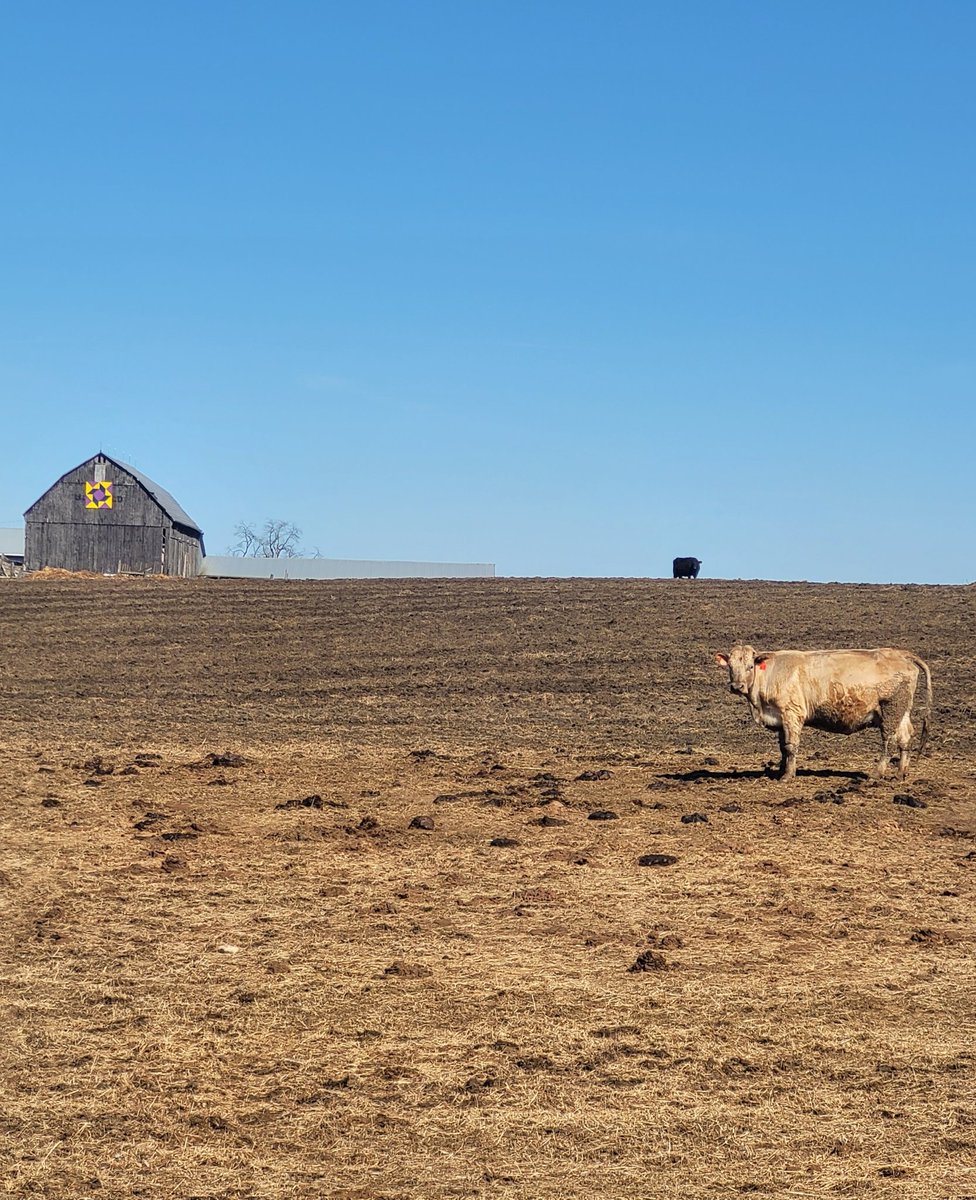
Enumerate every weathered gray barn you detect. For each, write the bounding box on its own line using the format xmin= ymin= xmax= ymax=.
xmin=24 ymin=454 xmax=205 ymax=576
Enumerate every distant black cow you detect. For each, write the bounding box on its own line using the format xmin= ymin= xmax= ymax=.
xmin=672 ymin=557 xmax=701 ymax=579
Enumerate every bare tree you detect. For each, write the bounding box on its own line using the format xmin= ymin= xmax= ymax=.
xmin=229 ymin=519 xmax=304 ymax=558
xmin=230 ymin=522 xmax=258 ymax=557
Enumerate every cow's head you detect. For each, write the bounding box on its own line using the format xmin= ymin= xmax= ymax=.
xmin=714 ymin=645 xmax=768 ymax=695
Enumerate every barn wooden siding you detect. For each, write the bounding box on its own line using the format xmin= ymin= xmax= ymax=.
xmin=25 ymin=454 xmax=204 ymax=576
xmin=164 ymin=526 xmax=204 ymax=577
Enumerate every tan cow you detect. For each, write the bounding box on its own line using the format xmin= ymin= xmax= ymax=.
xmin=714 ymin=645 xmax=932 ymax=782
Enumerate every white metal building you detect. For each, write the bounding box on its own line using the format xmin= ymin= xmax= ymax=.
xmin=0 ymin=527 xmax=25 ymax=565
xmin=200 ymin=555 xmax=495 ymax=580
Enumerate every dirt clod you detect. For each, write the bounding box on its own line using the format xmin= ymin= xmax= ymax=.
xmin=463 ymin=1074 xmax=496 ymax=1093
xmin=193 ymin=752 xmax=247 ymax=769
xmin=132 ymin=753 xmax=162 ymax=767
xmin=275 ymin=795 xmax=324 ymax=810
xmin=647 ymin=933 xmax=684 ymax=949
xmin=628 ymin=950 xmax=670 ymax=972
xmin=82 ymin=756 xmax=114 ymax=775
xmin=514 ymin=1055 xmax=554 ymax=1070
xmin=133 ymin=812 xmax=168 ymax=830
xmin=347 ymin=816 xmax=379 ymax=833
xmin=384 ymin=961 xmax=432 ymax=979
xmin=637 ymin=854 xmax=678 ymax=867
xmin=910 ymin=928 xmax=955 ymax=946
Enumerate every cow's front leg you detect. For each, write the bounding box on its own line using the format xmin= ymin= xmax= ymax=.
xmin=778 ymin=720 xmax=801 ymax=782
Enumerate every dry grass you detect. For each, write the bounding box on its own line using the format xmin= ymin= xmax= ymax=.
xmin=0 ymin=578 xmax=973 ymax=1198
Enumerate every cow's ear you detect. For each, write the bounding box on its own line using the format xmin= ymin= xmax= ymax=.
xmin=714 ymin=652 xmax=729 ymax=667
xmin=753 ymin=654 xmax=769 ymax=668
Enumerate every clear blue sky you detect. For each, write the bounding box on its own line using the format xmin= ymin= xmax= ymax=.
xmin=2 ymin=2 xmax=973 ymax=581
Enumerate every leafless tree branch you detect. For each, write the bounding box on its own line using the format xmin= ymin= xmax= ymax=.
xmin=228 ymin=519 xmax=304 ymax=558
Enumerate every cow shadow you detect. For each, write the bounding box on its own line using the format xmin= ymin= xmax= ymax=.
xmin=658 ymin=767 xmax=869 ymax=783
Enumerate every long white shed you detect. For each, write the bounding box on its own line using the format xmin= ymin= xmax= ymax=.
xmin=200 ymin=555 xmax=495 ymax=580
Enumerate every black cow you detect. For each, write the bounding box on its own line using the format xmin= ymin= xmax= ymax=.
xmin=672 ymin=557 xmax=701 ymax=579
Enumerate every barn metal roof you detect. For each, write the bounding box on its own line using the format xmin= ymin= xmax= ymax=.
xmin=25 ymin=454 xmax=203 ymax=538
xmin=109 ymin=457 xmax=203 ymax=535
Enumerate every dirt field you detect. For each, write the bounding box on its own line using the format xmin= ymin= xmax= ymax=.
xmin=1 ymin=576 xmax=973 ymax=1199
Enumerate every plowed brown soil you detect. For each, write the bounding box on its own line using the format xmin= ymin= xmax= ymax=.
xmin=1 ymin=577 xmax=973 ymax=1199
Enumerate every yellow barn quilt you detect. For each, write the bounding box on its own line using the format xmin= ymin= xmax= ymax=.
xmin=85 ymin=481 xmax=113 ymax=509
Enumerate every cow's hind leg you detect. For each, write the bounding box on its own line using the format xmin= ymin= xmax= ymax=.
xmin=878 ymin=686 xmax=913 ymax=779
xmin=895 ymin=710 xmax=915 ymax=779
xmin=778 ymin=719 xmax=802 ymax=782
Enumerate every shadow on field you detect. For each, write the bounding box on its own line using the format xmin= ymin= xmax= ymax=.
xmin=659 ymin=767 xmax=869 ymax=783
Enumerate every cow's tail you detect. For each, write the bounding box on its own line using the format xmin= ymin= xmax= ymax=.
xmin=910 ymin=654 xmax=933 ymax=755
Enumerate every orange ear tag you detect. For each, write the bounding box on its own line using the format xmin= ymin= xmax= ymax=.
xmin=758 ymin=661 xmax=767 ymax=671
